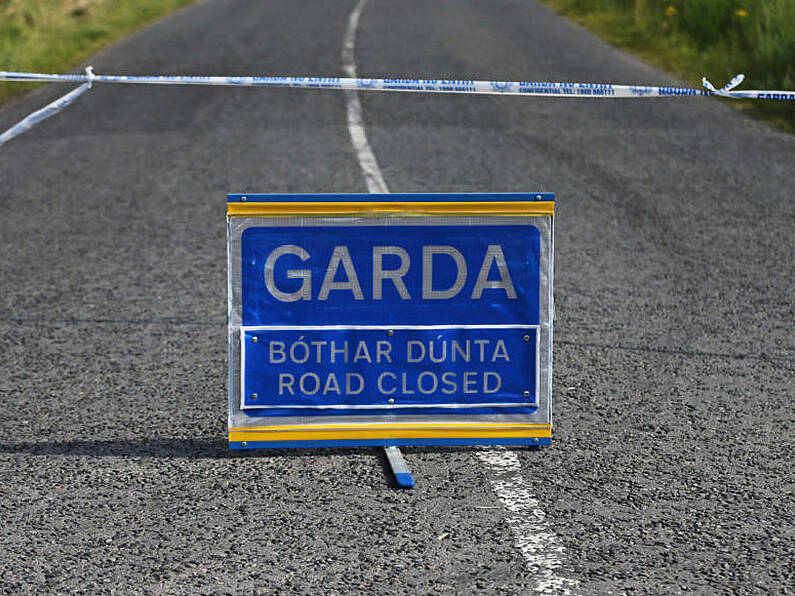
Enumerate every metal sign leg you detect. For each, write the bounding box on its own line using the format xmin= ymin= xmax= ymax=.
xmin=384 ymin=446 xmax=415 ymax=488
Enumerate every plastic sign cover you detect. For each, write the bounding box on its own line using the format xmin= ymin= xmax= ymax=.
xmin=227 ymin=194 xmax=554 ymax=449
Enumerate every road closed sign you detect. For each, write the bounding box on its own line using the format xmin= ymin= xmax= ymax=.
xmin=227 ymin=194 xmax=555 ymax=449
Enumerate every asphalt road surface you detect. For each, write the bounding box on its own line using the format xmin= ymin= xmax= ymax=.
xmin=1 ymin=0 xmax=793 ymax=593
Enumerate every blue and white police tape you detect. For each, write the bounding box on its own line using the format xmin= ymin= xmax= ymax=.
xmin=0 ymin=79 xmax=91 ymax=148
xmin=1 ymin=68 xmax=793 ymax=148
xmin=2 ymin=69 xmax=795 ymax=100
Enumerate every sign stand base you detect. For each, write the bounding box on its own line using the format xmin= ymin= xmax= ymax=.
xmin=384 ymin=446 xmax=415 ymax=489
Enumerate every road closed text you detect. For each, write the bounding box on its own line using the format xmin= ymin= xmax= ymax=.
xmin=242 ymin=328 xmax=538 ymax=407
xmin=270 ymin=336 xmax=510 ymax=397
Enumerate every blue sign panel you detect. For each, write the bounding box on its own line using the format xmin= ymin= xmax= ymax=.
xmin=228 ymin=193 xmax=555 ymax=449
xmin=241 ymin=225 xmax=540 ymax=327
xmin=241 ymin=326 xmax=538 ymax=416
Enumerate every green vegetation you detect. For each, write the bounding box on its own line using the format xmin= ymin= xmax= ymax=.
xmin=539 ymin=0 xmax=795 ymax=131
xmin=0 ymin=0 xmax=195 ymax=105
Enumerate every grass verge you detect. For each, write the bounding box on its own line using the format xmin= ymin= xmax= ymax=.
xmin=0 ymin=0 xmax=196 ymax=106
xmin=538 ymin=0 xmax=795 ymax=132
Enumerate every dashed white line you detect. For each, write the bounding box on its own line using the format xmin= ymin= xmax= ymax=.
xmin=340 ymin=2 xmax=578 ymax=593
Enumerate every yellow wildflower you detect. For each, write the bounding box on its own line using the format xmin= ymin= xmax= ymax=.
xmin=665 ymin=5 xmax=678 ymax=17
xmin=736 ymin=9 xmax=749 ymax=17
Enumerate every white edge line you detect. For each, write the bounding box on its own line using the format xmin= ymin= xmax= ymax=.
xmin=477 ymin=449 xmax=579 ymax=594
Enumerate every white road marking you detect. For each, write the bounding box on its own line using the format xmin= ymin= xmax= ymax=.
xmin=341 ymin=0 xmax=388 ymax=194
xmin=477 ymin=448 xmax=579 ymax=594
xmin=340 ymin=2 xmax=578 ymax=593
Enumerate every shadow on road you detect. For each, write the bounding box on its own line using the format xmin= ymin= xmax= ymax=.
xmin=0 ymin=438 xmax=411 ymax=461
xmin=0 ymin=438 xmax=234 ymax=459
